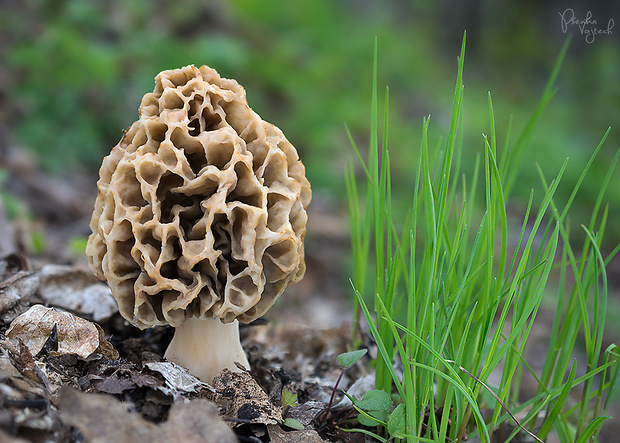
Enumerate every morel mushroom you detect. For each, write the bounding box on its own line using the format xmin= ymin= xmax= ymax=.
xmin=86 ymin=65 xmax=311 ymax=382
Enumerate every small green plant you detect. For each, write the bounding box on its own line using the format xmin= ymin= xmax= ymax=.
xmin=282 ymin=386 xmax=298 ymax=409
xmin=315 ymin=349 xmax=368 ymax=434
xmin=280 ymin=387 xmax=305 ymax=430
xmin=319 ymin=351 xmax=410 ymax=441
xmin=345 ymin=35 xmax=620 ymax=442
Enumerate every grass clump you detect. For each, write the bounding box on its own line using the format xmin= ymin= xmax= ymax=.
xmin=344 ymin=35 xmax=620 ymax=442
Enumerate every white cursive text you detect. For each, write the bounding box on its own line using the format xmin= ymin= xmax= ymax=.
xmin=559 ymin=8 xmax=614 ymax=43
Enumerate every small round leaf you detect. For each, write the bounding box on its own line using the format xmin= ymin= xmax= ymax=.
xmin=336 ymin=349 xmax=368 ymax=369
xmin=281 ymin=418 xmax=305 ymax=430
xmin=387 ymin=403 xmax=406 ymax=437
xmin=354 ymin=389 xmax=391 ymax=426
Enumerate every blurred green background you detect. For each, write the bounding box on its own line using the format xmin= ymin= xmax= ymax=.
xmin=1 ymin=0 xmax=619 ymax=256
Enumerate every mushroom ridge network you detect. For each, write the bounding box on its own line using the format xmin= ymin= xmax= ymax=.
xmin=87 ymin=65 xmax=311 ymax=329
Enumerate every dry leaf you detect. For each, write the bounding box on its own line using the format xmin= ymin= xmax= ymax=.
xmin=145 ymin=361 xmax=214 ymax=399
xmin=0 ymin=270 xmax=40 ymax=323
xmin=6 ymin=305 xmax=118 ymax=359
xmin=0 ymin=339 xmax=47 ymax=397
xmin=210 ymin=369 xmax=283 ymax=426
xmin=93 ymin=368 xmax=160 ymax=395
xmin=267 ymin=424 xmax=325 ymax=443
xmin=58 ymin=387 xmax=236 ymax=443
xmin=37 ymin=264 xmax=117 ymax=322
xmin=287 ymin=400 xmax=326 ymax=427
xmin=166 ymin=398 xmax=237 ymax=443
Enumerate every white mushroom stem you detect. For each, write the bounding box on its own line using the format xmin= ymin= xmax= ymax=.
xmin=164 ymin=317 xmax=249 ymax=383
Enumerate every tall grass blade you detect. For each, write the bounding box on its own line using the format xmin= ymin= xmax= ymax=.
xmin=502 ymin=37 xmax=570 ymax=196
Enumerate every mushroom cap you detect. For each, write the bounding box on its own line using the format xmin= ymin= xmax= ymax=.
xmin=86 ymin=65 xmax=311 ymax=329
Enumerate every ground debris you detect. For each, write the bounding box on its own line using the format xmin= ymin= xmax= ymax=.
xmin=82 ymin=360 xmax=160 ymax=395
xmin=0 ymin=291 xmax=357 ymax=442
xmin=37 ymin=264 xmax=117 ymax=323
xmin=0 ymin=253 xmax=39 ymax=325
xmin=209 ymin=368 xmax=283 ymax=426
xmin=0 ymin=338 xmax=65 ymax=442
xmin=0 ymin=258 xmax=118 ymax=328
xmin=58 ymin=387 xmax=236 ymax=443
xmin=6 ymin=304 xmax=118 ymax=360
xmin=287 ymin=400 xmax=325 ymax=427
xmin=268 ymin=423 xmax=325 ymax=442
xmin=145 ymin=361 xmax=214 ymax=400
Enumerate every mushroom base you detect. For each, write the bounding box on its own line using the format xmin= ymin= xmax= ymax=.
xmin=164 ymin=317 xmax=250 ymax=383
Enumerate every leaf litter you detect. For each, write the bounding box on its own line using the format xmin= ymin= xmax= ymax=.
xmin=6 ymin=305 xmax=118 ymax=360
xmin=0 ymin=252 xmax=373 ymax=442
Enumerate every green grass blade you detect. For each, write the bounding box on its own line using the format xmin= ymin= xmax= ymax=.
xmin=574 ymin=416 xmax=611 ymax=443
xmin=345 ymin=123 xmax=371 ymax=182
xmin=352 ymin=282 xmax=405 ymax=400
xmin=502 ymin=37 xmax=570 ymax=196
xmin=586 ymin=144 xmax=620 ymax=231
xmin=538 ymin=360 xmax=577 ymax=439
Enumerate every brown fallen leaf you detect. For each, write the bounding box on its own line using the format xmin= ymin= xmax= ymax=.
xmin=209 ymin=369 xmax=283 ymax=426
xmin=94 ymin=368 xmax=160 ymax=395
xmin=58 ymin=387 xmax=236 ymax=443
xmin=166 ymin=397 xmax=237 ymax=443
xmin=287 ymin=400 xmax=326 ymax=427
xmin=37 ymin=264 xmax=118 ymax=322
xmin=267 ymin=424 xmax=326 ymax=443
xmin=0 ymin=270 xmax=40 ymax=324
xmin=0 ymin=338 xmax=48 ymax=398
xmin=6 ymin=305 xmax=118 ymax=360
